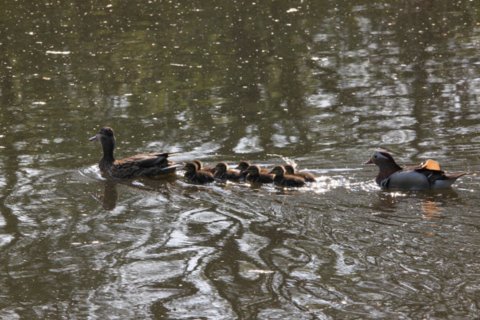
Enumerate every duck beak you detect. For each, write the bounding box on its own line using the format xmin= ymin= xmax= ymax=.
xmin=89 ymin=134 xmax=99 ymax=142
xmin=364 ymin=158 xmax=373 ymax=165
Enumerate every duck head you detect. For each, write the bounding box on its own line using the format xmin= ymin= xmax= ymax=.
xmin=192 ymin=160 xmax=203 ymax=171
xmin=366 ymin=150 xmax=402 ymax=171
xmin=184 ymin=162 xmax=198 ymax=174
xmin=284 ymin=164 xmax=295 ymax=175
xmin=245 ymin=165 xmax=260 ymax=175
xmin=236 ymin=161 xmax=251 ymax=172
xmin=270 ymin=165 xmax=286 ymax=176
xmin=90 ymin=127 xmax=116 ymax=161
xmin=215 ymin=162 xmax=228 ymax=174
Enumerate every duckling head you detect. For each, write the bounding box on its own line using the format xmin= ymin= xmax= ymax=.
xmin=271 ymin=165 xmax=286 ymax=176
xmin=215 ymin=162 xmax=228 ymax=173
xmin=284 ymin=164 xmax=295 ymax=175
xmin=236 ymin=161 xmax=251 ymax=172
xmin=184 ymin=162 xmax=198 ymax=173
xmin=245 ymin=165 xmax=260 ymax=175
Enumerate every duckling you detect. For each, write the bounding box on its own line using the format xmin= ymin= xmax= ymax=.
xmin=236 ymin=161 xmax=270 ymax=179
xmin=192 ymin=160 xmax=216 ymax=174
xmin=270 ymin=165 xmax=305 ymax=187
xmin=89 ymin=127 xmax=178 ymax=179
xmin=284 ymin=164 xmax=316 ymax=182
xmin=184 ymin=161 xmax=214 ymax=184
xmin=214 ymin=162 xmax=242 ymax=182
xmin=366 ymin=150 xmax=466 ymax=190
xmin=245 ymin=165 xmax=274 ymax=184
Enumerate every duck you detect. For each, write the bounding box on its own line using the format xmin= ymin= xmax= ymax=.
xmin=89 ymin=127 xmax=178 ymax=179
xmin=284 ymin=164 xmax=316 ymax=182
xmin=236 ymin=161 xmax=270 ymax=180
xmin=366 ymin=150 xmax=466 ymax=190
xmin=270 ymin=166 xmax=305 ymax=187
xmin=214 ymin=162 xmax=242 ymax=182
xmin=192 ymin=160 xmax=216 ymax=174
xmin=245 ymin=165 xmax=275 ymax=184
xmin=184 ymin=161 xmax=215 ymax=184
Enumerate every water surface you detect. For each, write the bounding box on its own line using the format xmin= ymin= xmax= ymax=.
xmin=1 ymin=1 xmax=480 ymax=319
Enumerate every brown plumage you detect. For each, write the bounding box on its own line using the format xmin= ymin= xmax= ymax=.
xmin=192 ymin=160 xmax=216 ymax=174
xmin=184 ymin=162 xmax=214 ymax=184
xmin=245 ymin=165 xmax=274 ymax=184
xmin=89 ymin=127 xmax=178 ymax=179
xmin=236 ymin=161 xmax=270 ymax=180
xmin=284 ymin=164 xmax=316 ymax=182
xmin=271 ymin=166 xmax=305 ymax=187
xmin=214 ymin=162 xmax=242 ymax=182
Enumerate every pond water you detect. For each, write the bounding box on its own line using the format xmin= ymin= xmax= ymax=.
xmin=1 ymin=1 xmax=480 ymax=319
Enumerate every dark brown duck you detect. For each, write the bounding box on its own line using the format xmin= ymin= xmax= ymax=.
xmin=90 ymin=127 xmax=178 ymax=179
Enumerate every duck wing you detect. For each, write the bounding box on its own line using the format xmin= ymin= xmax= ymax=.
xmin=111 ymin=153 xmax=177 ymax=179
xmin=118 ymin=152 xmax=170 ymax=167
xmin=415 ymin=168 xmax=466 ymax=186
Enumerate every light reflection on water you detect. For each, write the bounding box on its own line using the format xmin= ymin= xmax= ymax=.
xmin=1 ymin=0 xmax=480 ymax=319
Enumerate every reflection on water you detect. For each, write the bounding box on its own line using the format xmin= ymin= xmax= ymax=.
xmin=1 ymin=0 xmax=480 ymax=319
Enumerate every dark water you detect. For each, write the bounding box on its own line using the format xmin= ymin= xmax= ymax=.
xmin=1 ymin=1 xmax=480 ymax=319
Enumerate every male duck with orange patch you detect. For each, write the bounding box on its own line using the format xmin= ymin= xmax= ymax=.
xmin=366 ymin=150 xmax=465 ymax=190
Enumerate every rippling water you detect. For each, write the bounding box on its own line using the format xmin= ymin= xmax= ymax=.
xmin=1 ymin=1 xmax=480 ymax=319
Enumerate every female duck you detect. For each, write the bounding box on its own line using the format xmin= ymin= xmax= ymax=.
xmin=214 ymin=162 xmax=242 ymax=182
xmin=90 ymin=127 xmax=178 ymax=179
xmin=284 ymin=164 xmax=316 ymax=182
xmin=184 ymin=161 xmax=215 ymax=184
xmin=271 ymin=166 xmax=305 ymax=187
xmin=366 ymin=150 xmax=465 ymax=190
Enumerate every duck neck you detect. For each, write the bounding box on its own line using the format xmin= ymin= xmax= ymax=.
xmin=100 ymin=138 xmax=115 ymax=165
xmin=376 ymin=163 xmax=402 ymax=184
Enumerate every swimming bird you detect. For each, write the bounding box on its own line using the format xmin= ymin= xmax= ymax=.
xmin=184 ymin=161 xmax=215 ymax=184
xmin=236 ymin=161 xmax=270 ymax=180
xmin=284 ymin=164 xmax=316 ymax=182
xmin=270 ymin=165 xmax=306 ymax=187
xmin=366 ymin=150 xmax=466 ymax=190
xmin=89 ymin=127 xmax=178 ymax=179
xmin=245 ymin=165 xmax=274 ymax=184
xmin=192 ymin=160 xmax=216 ymax=174
xmin=214 ymin=162 xmax=242 ymax=182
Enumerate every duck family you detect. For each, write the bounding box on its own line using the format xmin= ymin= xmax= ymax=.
xmin=90 ymin=127 xmax=466 ymax=190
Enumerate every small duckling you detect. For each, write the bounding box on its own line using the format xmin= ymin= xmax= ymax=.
xmin=245 ymin=165 xmax=274 ymax=184
xmin=184 ymin=161 xmax=214 ymax=184
xmin=271 ymin=165 xmax=305 ymax=187
xmin=284 ymin=164 xmax=316 ymax=182
xmin=214 ymin=162 xmax=242 ymax=182
xmin=236 ymin=161 xmax=270 ymax=179
xmin=192 ymin=160 xmax=216 ymax=174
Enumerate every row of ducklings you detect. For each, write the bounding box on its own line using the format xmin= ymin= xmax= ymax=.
xmin=184 ymin=160 xmax=316 ymax=187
